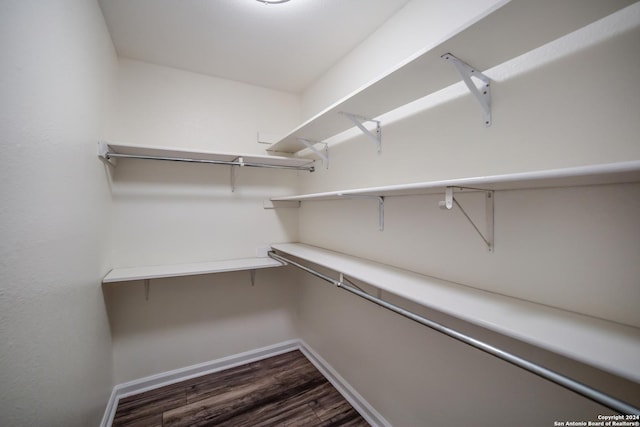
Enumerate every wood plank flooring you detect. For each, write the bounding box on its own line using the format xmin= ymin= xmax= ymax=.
xmin=113 ymin=350 xmax=370 ymax=427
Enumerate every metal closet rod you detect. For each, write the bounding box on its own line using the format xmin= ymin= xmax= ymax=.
xmin=105 ymin=152 xmax=315 ymax=172
xmin=267 ymin=251 xmax=640 ymax=416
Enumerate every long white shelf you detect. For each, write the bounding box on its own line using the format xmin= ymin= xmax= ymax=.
xmin=271 ymin=243 xmax=640 ymax=382
xmin=271 ymin=161 xmax=640 ymax=202
xmin=102 ymin=257 xmax=282 ymax=284
xmin=98 ymin=141 xmax=314 ymax=169
xmin=267 ymin=0 xmax=633 ymax=154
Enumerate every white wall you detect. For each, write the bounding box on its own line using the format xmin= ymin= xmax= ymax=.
xmin=104 ymin=268 xmax=300 ymax=384
xmin=105 ymin=59 xmax=304 ymax=383
xmin=301 ymin=0 xmax=504 ymax=120
xmin=298 ymin=3 xmax=640 ymax=327
xmin=0 ymin=1 xmax=117 ymax=425
xmin=297 ymin=271 xmax=640 ymax=427
xmin=293 ymin=3 xmax=640 ymax=426
xmin=108 ymin=58 xmax=301 ymax=155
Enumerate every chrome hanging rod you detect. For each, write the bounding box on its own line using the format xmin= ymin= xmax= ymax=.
xmin=104 ymin=152 xmax=315 ymax=172
xmin=267 ymin=251 xmax=640 ymax=416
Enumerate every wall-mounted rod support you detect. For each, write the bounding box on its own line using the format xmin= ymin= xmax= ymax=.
xmin=268 ymin=251 xmax=337 ymax=285
xmin=337 ymin=194 xmax=385 ymax=231
xmin=267 ymin=251 xmax=640 ymax=416
xmin=339 ymin=112 xmax=382 ymax=153
xmin=298 ymin=138 xmax=329 ymax=169
xmin=442 ymin=53 xmax=491 ymax=126
xmin=230 ymin=157 xmax=242 ymax=193
xmin=440 ymin=187 xmax=494 ymax=251
xmin=103 ymin=152 xmax=315 ymax=172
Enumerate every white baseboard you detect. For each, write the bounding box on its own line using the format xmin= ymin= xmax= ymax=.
xmin=100 ymin=339 xmax=389 ymax=427
xmin=298 ymin=342 xmax=392 ymax=427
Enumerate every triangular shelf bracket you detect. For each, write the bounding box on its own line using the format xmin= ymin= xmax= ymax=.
xmin=97 ymin=141 xmax=116 ymax=167
xmin=442 ymin=53 xmax=492 ymax=127
xmin=337 ymin=193 xmax=385 ymax=232
xmin=230 ymin=156 xmax=245 ymax=193
xmin=339 ymin=112 xmax=382 ymax=153
xmin=298 ymin=138 xmax=329 ymax=169
xmin=439 ymin=187 xmax=494 ymax=252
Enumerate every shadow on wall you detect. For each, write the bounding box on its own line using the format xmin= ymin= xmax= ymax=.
xmin=102 ymin=267 xmax=299 ymax=337
xmin=108 ymin=158 xmax=307 ymax=200
xmin=101 ymin=266 xmax=302 ymax=383
xmin=296 ymin=272 xmax=640 ymax=427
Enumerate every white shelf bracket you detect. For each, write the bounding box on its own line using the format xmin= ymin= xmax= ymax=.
xmin=230 ymin=165 xmax=236 ymax=193
xmin=439 ymin=187 xmax=494 ymax=251
xmin=263 ymin=200 xmax=301 ymax=209
xmin=339 ymin=194 xmax=385 ymax=231
xmin=377 ymin=196 xmax=384 ymax=232
xmin=230 ymin=156 xmax=245 ymax=192
xmin=442 ymin=53 xmax=492 ymax=127
xmin=339 ymin=112 xmax=382 ymax=153
xmin=97 ymin=141 xmax=116 ymax=167
xmin=298 ymin=139 xmax=329 ymax=169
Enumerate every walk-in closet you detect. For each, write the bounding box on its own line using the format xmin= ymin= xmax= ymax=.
xmin=2 ymin=1 xmax=640 ymax=426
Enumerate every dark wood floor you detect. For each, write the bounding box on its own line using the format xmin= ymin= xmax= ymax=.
xmin=113 ymin=350 xmax=370 ymax=427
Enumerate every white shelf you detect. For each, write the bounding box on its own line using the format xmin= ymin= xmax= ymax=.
xmin=271 ymin=161 xmax=640 ymax=202
xmin=102 ymin=257 xmax=283 ymax=284
xmin=271 ymin=243 xmax=640 ymax=382
xmin=267 ymin=0 xmax=632 ymax=154
xmin=99 ymin=141 xmax=314 ymax=169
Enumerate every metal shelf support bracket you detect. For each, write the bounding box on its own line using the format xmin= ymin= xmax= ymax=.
xmin=338 ymin=194 xmax=385 ymax=231
xmin=442 ymin=53 xmax=492 ymax=127
xmin=144 ymin=279 xmax=150 ymax=301
xmin=298 ymin=138 xmax=329 ymax=169
xmin=440 ymin=187 xmax=494 ymax=251
xmin=339 ymin=112 xmax=382 ymax=153
xmin=230 ymin=156 xmax=245 ymax=192
xmin=97 ymin=141 xmax=116 ymax=167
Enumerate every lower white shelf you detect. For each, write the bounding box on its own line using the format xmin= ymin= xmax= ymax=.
xmin=271 ymin=243 xmax=640 ymax=382
xmin=102 ymin=257 xmax=283 ymax=284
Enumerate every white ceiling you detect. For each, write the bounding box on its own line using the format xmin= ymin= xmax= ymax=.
xmin=98 ymin=0 xmax=411 ymax=93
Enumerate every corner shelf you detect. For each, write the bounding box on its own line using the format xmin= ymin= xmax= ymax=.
xmin=102 ymin=257 xmax=283 ymax=284
xmin=267 ymin=0 xmax=631 ymax=154
xmin=271 ymin=243 xmax=640 ymax=383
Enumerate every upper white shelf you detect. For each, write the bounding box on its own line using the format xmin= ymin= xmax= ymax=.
xmin=271 ymin=243 xmax=640 ymax=382
xmin=267 ymin=0 xmax=633 ymax=154
xmin=271 ymin=161 xmax=640 ymax=202
xmin=98 ymin=141 xmax=314 ymax=170
xmin=102 ymin=257 xmax=283 ymax=284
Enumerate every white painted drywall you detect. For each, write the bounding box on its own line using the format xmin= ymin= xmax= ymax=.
xmin=298 ymin=4 xmax=640 ymax=327
xmin=104 ymin=268 xmax=300 ymax=384
xmin=296 ymin=272 xmax=640 ymax=426
xmin=104 ymin=58 xmax=305 ymax=383
xmin=108 ymin=58 xmax=301 ymax=154
xmin=107 ymin=58 xmax=304 ymax=267
xmin=301 ymin=0 xmax=505 ymax=120
xmin=293 ymin=3 xmax=640 ymax=425
xmin=0 ymin=0 xmax=117 ymax=425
